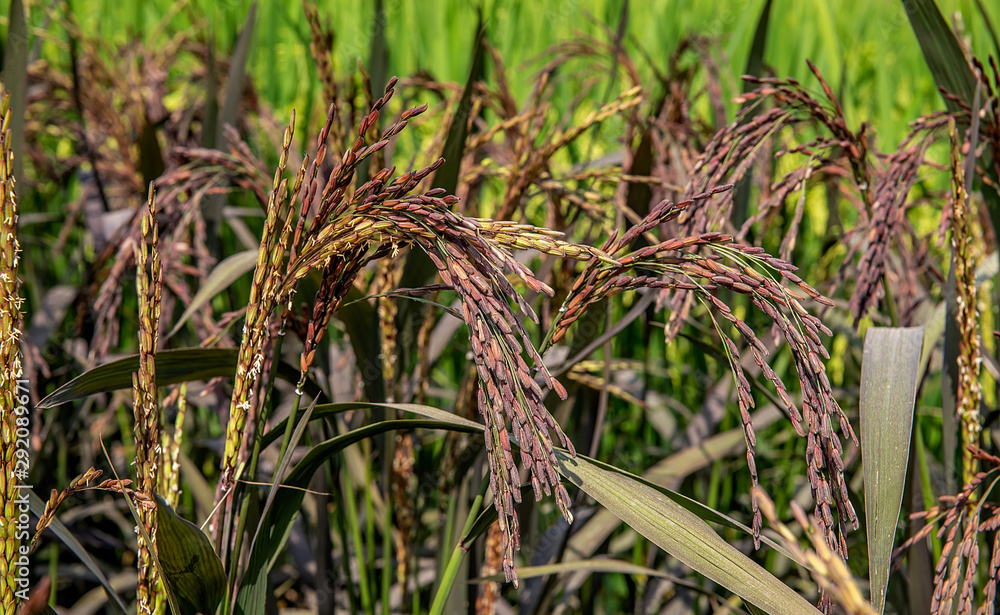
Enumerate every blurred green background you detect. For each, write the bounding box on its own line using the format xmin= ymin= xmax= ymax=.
xmin=51 ymin=0 xmax=999 ymax=147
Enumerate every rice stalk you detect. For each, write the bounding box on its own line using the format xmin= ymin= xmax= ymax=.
xmin=948 ymin=118 xmax=983 ymax=488
xmin=216 ymin=113 xmax=298 ymax=512
xmin=0 ymin=90 xmax=26 ymax=614
xmin=159 ymin=383 xmax=186 ymax=508
xmin=132 ymin=184 xmax=163 ymax=612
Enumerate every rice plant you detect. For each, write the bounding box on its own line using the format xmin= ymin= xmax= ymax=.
xmin=4 ymin=0 xmax=1000 ymax=614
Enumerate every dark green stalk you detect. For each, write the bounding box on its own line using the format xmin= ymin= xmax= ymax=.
xmin=381 ymin=491 xmax=392 ymax=615
xmin=365 ymin=444 xmax=376 ymax=592
xmin=327 ymin=420 xmax=359 ymax=615
xmin=436 ymin=487 xmax=460 ymax=593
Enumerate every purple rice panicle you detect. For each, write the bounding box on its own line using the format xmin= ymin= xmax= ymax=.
xmin=192 ymin=77 xmax=594 ymax=583
xmin=548 ymin=185 xmax=857 ymax=554
xmin=895 ymin=448 xmax=1000 ymax=615
xmin=28 ymin=467 xmax=104 ymax=552
xmin=722 ymin=64 xmax=947 ymax=327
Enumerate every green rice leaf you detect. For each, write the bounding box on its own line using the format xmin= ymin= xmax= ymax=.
xmin=37 ymin=348 xmax=321 ymax=408
xmin=470 ymin=557 xmax=751 ymax=607
xmin=155 ymin=495 xmax=225 ymax=615
xmin=903 ymin=0 xmax=976 ymax=113
xmin=732 ymin=0 xmax=773 ymax=227
xmin=201 ymin=35 xmax=218 ymax=149
xmin=206 ymin=2 xmax=257 ymax=250
xmin=555 ymin=449 xmax=820 ymax=615
xmin=235 ymin=413 xmax=482 ymax=614
xmin=904 ymin=0 xmax=1000 ymax=245
xmin=217 ymin=2 xmax=256 ymax=149
xmin=859 ymin=327 xmax=924 ymax=614
xmin=138 ymin=116 xmax=165 ymax=190
xmin=338 ymin=285 xmax=386 ymax=402
xmin=242 ymin=402 xmax=815 ymax=615
xmin=394 ymin=16 xmax=486 ymax=365
xmin=166 ymin=249 xmax=257 ymax=339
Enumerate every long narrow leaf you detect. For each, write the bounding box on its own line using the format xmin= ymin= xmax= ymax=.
xmin=471 ymin=558 xmax=747 ymax=607
xmin=353 ymin=0 xmax=389 ymax=187
xmin=732 ymin=0 xmax=773 ymax=227
xmin=338 ymin=285 xmax=386 ymax=402
xmin=138 ymin=117 xmax=165 ymax=190
xmin=564 ymin=406 xmax=794 ymax=564
xmin=903 ymin=0 xmax=976 ymax=113
xmin=860 ymin=327 xmax=923 ymax=614
xmin=394 ymin=17 xmax=486 ymax=363
xmin=238 ymin=396 xmax=319 ymax=611
xmin=206 ymin=2 xmax=257 ymax=251
xmin=217 ymin=2 xmax=256 ymax=149
xmin=201 ymin=35 xmax=218 ymax=148
xmin=243 ymin=401 xmax=820 ymax=615
xmin=555 ymin=450 xmax=820 ymax=615
xmin=261 ymin=401 xmax=798 ymax=566
xmin=166 ymin=249 xmax=257 ymax=339
xmin=903 ymin=0 xmax=1000 ymax=244
xmin=38 ymin=348 xmax=321 ymax=408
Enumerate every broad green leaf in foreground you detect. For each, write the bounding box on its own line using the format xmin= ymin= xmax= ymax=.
xmin=260 ymin=401 xmax=796 ymax=563
xmin=860 ymin=327 xmax=923 ymax=614
xmin=564 ymin=405 xmax=789 ymax=564
xmin=473 ymin=559 xmax=770 ymax=614
xmin=234 ymin=409 xmax=483 ymax=614
xmin=155 ymin=495 xmax=226 ymax=615
xmin=471 ymin=558 xmax=739 ymax=604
